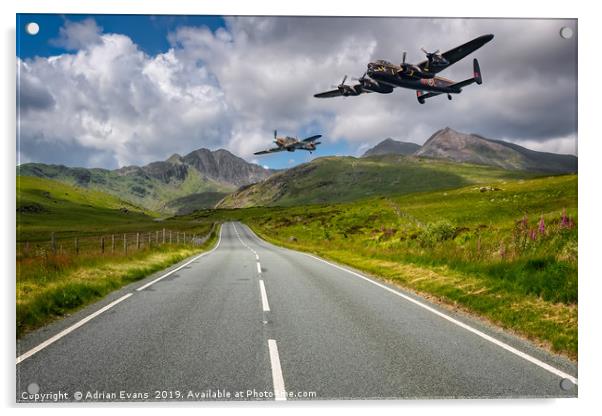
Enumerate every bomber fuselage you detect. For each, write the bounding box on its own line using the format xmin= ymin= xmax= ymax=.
xmin=367 ymin=61 xmax=461 ymax=94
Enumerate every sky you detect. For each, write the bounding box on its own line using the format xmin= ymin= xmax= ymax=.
xmin=16 ymin=14 xmax=577 ymax=170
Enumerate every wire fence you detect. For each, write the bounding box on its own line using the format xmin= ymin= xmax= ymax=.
xmin=17 ymin=226 xmax=215 ymax=260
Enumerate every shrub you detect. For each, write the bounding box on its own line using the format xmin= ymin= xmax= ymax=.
xmin=418 ymin=220 xmax=457 ymax=247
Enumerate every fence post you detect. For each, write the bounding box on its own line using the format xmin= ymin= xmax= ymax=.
xmin=136 ymin=232 xmax=140 ymax=249
xmin=124 ymin=233 xmax=127 ymax=254
xmin=101 ymin=236 xmax=105 ymax=254
xmin=156 ymin=230 xmax=159 ymax=245
xmin=112 ymin=234 xmax=115 ymax=253
xmin=163 ymin=228 xmax=166 ymax=244
xmin=170 ymin=230 xmax=172 ymax=244
xmin=183 ymin=232 xmax=186 ymax=244
xmin=51 ymin=232 xmax=56 ymax=253
xmin=148 ymin=232 xmax=152 ymax=248
xmin=75 ymin=237 xmax=79 ymax=255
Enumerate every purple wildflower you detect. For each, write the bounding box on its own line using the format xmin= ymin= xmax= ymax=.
xmin=538 ymin=215 xmax=546 ymax=235
xmin=560 ymin=208 xmax=569 ymax=228
xmin=529 ymin=229 xmax=537 ymax=241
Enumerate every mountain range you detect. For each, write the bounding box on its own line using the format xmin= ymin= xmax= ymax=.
xmin=219 ymin=128 xmax=576 ymax=208
xmin=18 ymin=127 xmax=577 ymax=213
xmin=18 ymin=148 xmax=274 ymax=214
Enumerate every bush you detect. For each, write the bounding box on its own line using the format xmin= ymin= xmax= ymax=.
xmin=417 ymin=220 xmax=457 ymax=247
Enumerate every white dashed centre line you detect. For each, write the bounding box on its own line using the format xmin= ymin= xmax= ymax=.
xmin=259 ymin=280 xmax=271 ymax=312
xmin=268 ymin=339 xmax=287 ymax=401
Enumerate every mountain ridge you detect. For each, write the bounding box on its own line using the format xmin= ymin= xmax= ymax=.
xmin=18 ymin=148 xmax=275 ymax=214
xmin=414 ymin=127 xmax=577 ymax=173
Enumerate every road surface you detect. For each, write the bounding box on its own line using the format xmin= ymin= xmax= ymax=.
xmin=16 ymin=222 xmax=577 ymax=401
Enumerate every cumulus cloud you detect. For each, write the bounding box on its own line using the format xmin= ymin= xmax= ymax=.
xmin=17 ymin=16 xmax=577 ymax=168
xmin=50 ymin=18 xmax=103 ymax=50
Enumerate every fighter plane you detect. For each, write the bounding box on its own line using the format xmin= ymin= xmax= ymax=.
xmin=314 ymin=34 xmax=494 ymax=104
xmin=254 ymin=130 xmax=322 ymax=155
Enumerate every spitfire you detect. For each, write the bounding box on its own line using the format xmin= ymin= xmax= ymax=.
xmin=254 ymin=130 xmax=322 ymax=155
xmin=314 ymin=34 xmax=494 ymax=104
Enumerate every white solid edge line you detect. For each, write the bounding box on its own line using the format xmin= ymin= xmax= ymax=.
xmin=17 ymin=293 xmax=133 ymax=364
xmin=268 ymin=339 xmax=287 ymax=401
xmin=257 ymin=262 xmax=262 ymax=274
xmin=259 ymin=280 xmax=271 ymax=312
xmin=136 ymin=224 xmax=223 ymax=291
xmin=302 ymin=252 xmax=578 ymax=385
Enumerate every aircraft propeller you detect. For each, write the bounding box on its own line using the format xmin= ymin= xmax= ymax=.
xmin=421 ymin=48 xmax=440 ymax=61
xmin=332 ymin=75 xmax=348 ymax=89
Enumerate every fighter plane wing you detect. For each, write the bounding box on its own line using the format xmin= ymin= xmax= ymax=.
xmin=254 ymin=147 xmax=285 ymax=155
xmin=302 ymin=135 xmax=322 ymax=142
xmin=314 ymin=89 xmax=345 ymax=98
xmin=417 ymin=34 xmax=494 ymax=74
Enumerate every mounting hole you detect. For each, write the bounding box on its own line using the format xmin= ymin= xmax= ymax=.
xmin=25 ymin=22 xmax=40 ymax=36
xmin=559 ymin=378 xmax=575 ymax=391
xmin=27 ymin=382 xmax=40 ymax=394
xmin=560 ymin=26 xmax=573 ymax=39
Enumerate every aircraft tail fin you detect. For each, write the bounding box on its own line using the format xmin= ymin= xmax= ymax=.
xmin=473 ymin=58 xmax=482 ymax=85
xmin=448 ymin=59 xmax=483 ymax=92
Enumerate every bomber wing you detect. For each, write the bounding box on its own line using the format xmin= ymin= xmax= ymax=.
xmin=417 ymin=34 xmax=494 ymax=74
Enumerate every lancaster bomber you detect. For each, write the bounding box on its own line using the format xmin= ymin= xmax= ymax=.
xmin=314 ymin=34 xmax=494 ymax=104
xmin=254 ymin=130 xmax=322 ymax=155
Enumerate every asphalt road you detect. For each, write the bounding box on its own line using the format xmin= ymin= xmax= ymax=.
xmin=16 ymin=222 xmax=578 ymax=402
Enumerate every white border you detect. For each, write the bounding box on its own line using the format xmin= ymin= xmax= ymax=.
xmin=3 ymin=0 xmax=600 ymax=414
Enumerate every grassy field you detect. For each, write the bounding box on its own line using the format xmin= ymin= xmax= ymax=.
xmin=16 ymin=176 xmax=220 ymax=337
xmin=193 ymin=174 xmax=578 ymax=358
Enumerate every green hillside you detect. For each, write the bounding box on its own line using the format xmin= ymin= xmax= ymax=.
xmin=165 ymin=191 xmax=230 ymax=214
xmin=16 ymin=176 xmax=160 ymax=241
xmin=218 ymin=154 xmax=540 ymax=208
xmin=18 ymin=163 xmax=235 ymax=214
